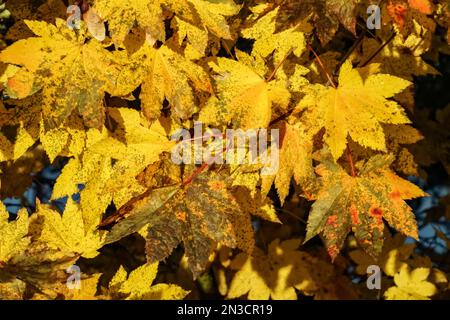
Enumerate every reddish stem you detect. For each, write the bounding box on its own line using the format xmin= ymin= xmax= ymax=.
xmin=306 ymin=43 xmax=337 ymax=89
xmin=346 ymin=146 xmax=357 ymax=177
xmin=267 ymin=48 xmax=294 ymax=82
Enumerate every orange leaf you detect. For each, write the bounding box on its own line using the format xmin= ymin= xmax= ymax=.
xmin=407 ymin=0 xmax=433 ymax=14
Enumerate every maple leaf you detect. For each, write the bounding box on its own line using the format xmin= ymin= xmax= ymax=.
xmin=106 ymin=171 xmax=254 ymax=278
xmin=0 ymin=146 xmax=46 ymax=199
xmin=61 ymin=274 xmax=102 ymax=300
xmin=260 ymin=122 xmax=314 ymax=204
xmin=305 ymin=149 xmax=427 ymax=260
xmin=0 ymin=19 xmax=121 ymax=129
xmin=0 ymin=203 xmax=29 ymax=264
xmin=145 ymin=170 xmax=255 ymax=278
xmin=108 ymin=263 xmax=188 ymax=300
xmin=276 ymin=0 xmax=358 ymax=45
xmin=227 ymin=239 xmax=316 ymax=300
xmin=199 ymin=54 xmax=290 ymax=130
xmin=0 ymin=94 xmax=87 ymax=165
xmin=387 ymin=0 xmax=434 ymax=30
xmin=350 ymin=37 xmax=438 ymax=83
xmin=34 ymin=274 xmax=102 ymax=300
xmin=94 ymin=0 xmax=166 ymax=46
xmin=297 ymin=61 xmax=412 ymax=160
xmin=0 ymin=279 xmax=26 ymax=300
xmin=242 ymin=6 xmax=306 ymax=65
xmin=0 ymin=96 xmax=41 ymax=161
xmin=164 ymin=0 xmax=240 ymax=40
xmin=95 ymin=0 xmax=240 ymax=48
xmin=0 ymin=201 xmax=83 ymax=290
xmin=384 ymin=266 xmax=437 ymax=300
xmin=51 ymin=108 xmax=175 ymax=219
xmin=103 ymin=185 xmax=180 ymax=244
xmin=383 ymin=124 xmax=424 ymax=176
xmin=349 ymin=232 xmax=415 ymax=276
xmin=0 ymin=242 xmax=78 ymax=290
xmin=123 ymin=43 xmax=212 ymax=121
xmin=39 ymin=114 xmax=87 ymax=162
xmin=37 ymin=200 xmax=105 ymax=259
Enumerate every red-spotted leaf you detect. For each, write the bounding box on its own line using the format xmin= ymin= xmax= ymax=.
xmin=305 ymin=149 xmax=427 ymax=260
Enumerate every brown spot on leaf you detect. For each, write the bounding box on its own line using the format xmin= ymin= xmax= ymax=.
xmin=175 ymin=211 xmax=186 ymax=222
xmin=350 ymin=206 xmax=360 ymax=225
xmin=387 ymin=2 xmax=408 ymax=29
xmin=208 ymin=180 xmax=226 ymax=191
xmin=369 ymin=207 xmax=383 ymax=217
xmin=326 ymin=215 xmax=338 ymax=228
xmin=389 ymin=190 xmax=402 ymax=200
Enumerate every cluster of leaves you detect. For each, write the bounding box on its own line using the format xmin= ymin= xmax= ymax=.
xmin=0 ymin=0 xmax=450 ymax=300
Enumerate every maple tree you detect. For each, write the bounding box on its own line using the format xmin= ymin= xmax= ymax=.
xmin=0 ymin=0 xmax=450 ymax=301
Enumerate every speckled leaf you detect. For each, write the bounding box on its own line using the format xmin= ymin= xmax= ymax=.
xmin=145 ymin=171 xmax=254 ymax=278
xmin=104 ymin=185 xmax=180 ymax=244
xmin=305 ymin=149 xmax=427 ymax=260
xmin=297 ymin=61 xmax=412 ymax=161
xmin=277 ymin=0 xmax=358 ymax=45
xmin=0 ymin=19 xmax=121 ymax=129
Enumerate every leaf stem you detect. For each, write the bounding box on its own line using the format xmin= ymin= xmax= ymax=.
xmin=346 ymin=146 xmax=357 ymax=177
xmin=358 ymin=31 xmax=396 ymax=68
xmin=333 ymin=31 xmax=366 ymax=76
xmin=181 ymin=138 xmax=232 ymax=187
xmin=307 ymin=42 xmax=336 ymax=88
xmin=181 ymin=162 xmax=210 ymax=187
xmin=267 ymin=48 xmax=294 ymax=82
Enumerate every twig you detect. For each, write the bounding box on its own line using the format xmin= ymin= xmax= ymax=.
xmin=358 ymin=31 xmax=396 ymax=68
xmin=346 ymin=146 xmax=357 ymax=177
xmin=267 ymin=48 xmax=294 ymax=82
xmin=333 ymin=31 xmax=366 ymax=76
xmin=307 ymin=42 xmax=336 ymax=88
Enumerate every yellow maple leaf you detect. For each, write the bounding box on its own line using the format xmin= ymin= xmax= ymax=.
xmin=0 ymin=19 xmax=121 ymax=129
xmin=37 ymin=200 xmax=105 ymax=259
xmin=227 ymin=239 xmax=315 ymax=300
xmin=200 ymin=54 xmax=290 ymax=130
xmin=52 ymin=108 xmax=175 ymax=220
xmin=172 ymin=16 xmax=209 ymax=55
xmin=242 ymin=6 xmax=306 ymax=65
xmin=97 ymin=0 xmax=239 ymax=49
xmin=384 ymin=266 xmax=437 ymax=300
xmin=0 ymin=96 xmax=41 ymax=161
xmin=166 ymin=0 xmax=240 ymax=40
xmin=35 ymin=274 xmax=103 ymax=300
xmin=0 ymin=94 xmax=86 ymax=164
xmin=39 ymin=114 xmax=87 ymax=162
xmin=0 ymin=203 xmax=30 ymax=263
xmin=297 ymin=61 xmax=412 ymax=160
xmin=349 ymin=232 xmax=415 ymax=276
xmin=125 ymin=44 xmax=212 ymax=121
xmin=64 ymin=274 xmax=102 ymax=300
xmin=95 ymin=0 xmax=165 ymax=46
xmin=261 ymin=122 xmax=314 ymax=204
xmin=0 ymin=278 xmax=26 ymax=300
xmin=109 ymin=262 xmax=188 ymax=300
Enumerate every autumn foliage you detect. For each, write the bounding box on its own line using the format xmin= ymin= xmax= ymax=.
xmin=0 ymin=0 xmax=450 ymax=300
